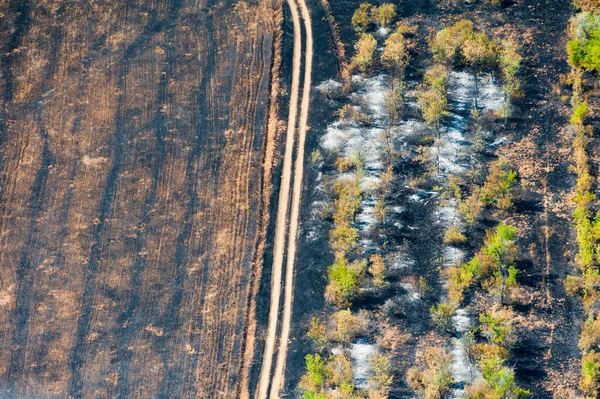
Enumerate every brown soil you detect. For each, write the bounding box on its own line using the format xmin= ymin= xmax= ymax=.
xmin=0 ymin=0 xmax=282 ymax=398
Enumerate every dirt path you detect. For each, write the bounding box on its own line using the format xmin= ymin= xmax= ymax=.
xmin=255 ymin=0 xmax=302 ymax=397
xmin=256 ymin=0 xmax=313 ymax=396
xmin=270 ymin=0 xmax=313 ymax=396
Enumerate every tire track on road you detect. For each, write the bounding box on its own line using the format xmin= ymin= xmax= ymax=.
xmin=270 ymin=0 xmax=312 ymax=395
xmin=255 ymin=0 xmax=302 ymax=396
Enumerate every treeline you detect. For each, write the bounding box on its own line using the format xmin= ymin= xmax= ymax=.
xmin=565 ymin=2 xmax=600 ymax=397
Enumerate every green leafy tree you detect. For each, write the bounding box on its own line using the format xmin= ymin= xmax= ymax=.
xmin=353 ymin=33 xmax=377 ymax=72
xmin=352 ymin=3 xmax=372 ymax=32
xmin=382 ymin=28 xmax=410 ymax=74
xmin=372 ymin=3 xmax=396 ymax=29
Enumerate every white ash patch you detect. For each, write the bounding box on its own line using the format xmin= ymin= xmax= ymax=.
xmin=350 ymin=339 xmax=377 ymax=389
xmin=375 ymin=26 xmax=389 ymax=38
xmin=443 ymin=247 xmax=464 ymax=268
xmin=315 ymin=79 xmax=343 ymax=92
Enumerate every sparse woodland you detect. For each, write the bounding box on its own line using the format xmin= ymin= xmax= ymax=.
xmin=298 ymin=0 xmax=593 ymax=398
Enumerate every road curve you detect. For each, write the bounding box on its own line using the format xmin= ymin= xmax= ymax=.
xmin=255 ymin=0 xmax=302 ymax=397
xmin=269 ymin=0 xmax=313 ymax=396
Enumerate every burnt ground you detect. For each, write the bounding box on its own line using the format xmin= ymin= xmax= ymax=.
xmin=283 ymin=0 xmax=584 ymax=397
xmin=0 ymin=0 xmax=283 ymax=398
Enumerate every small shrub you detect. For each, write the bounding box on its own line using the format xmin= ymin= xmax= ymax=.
xmin=571 ymin=101 xmax=589 ymax=125
xmin=580 ymin=315 xmax=600 ymax=352
xmin=424 ymin=65 xmax=449 ymax=92
xmin=326 ymin=257 xmax=361 ymax=306
xmin=310 ymin=149 xmax=322 ymax=165
xmin=418 ymin=88 xmax=447 ymax=131
xmin=382 ymin=28 xmax=409 ymax=73
xmin=369 ymin=353 xmax=393 ymax=394
xmin=480 ymin=159 xmax=518 ymax=211
xmin=307 ymin=317 xmax=328 ymax=350
xmin=327 ymin=353 xmax=355 ymax=396
xmin=331 ymin=309 xmax=360 ymax=343
xmin=430 ymin=302 xmax=456 ymax=333
xmin=369 ymin=254 xmax=387 ymax=287
xmin=444 ymin=225 xmax=467 ymax=245
xmin=300 ymin=354 xmax=329 ymax=395
xmin=406 ymin=346 xmax=454 ymax=399
xmin=479 ymin=306 xmax=516 ymax=350
xmin=580 ymin=350 xmax=600 ymax=397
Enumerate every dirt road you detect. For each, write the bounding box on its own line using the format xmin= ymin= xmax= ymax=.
xmin=256 ymin=0 xmax=312 ymax=397
xmin=270 ymin=0 xmax=313 ymax=396
xmin=255 ymin=0 xmax=302 ymax=397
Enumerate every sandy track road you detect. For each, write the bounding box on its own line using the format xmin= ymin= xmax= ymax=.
xmin=256 ymin=0 xmax=312 ymax=396
xmin=270 ymin=0 xmax=313 ymax=396
xmin=255 ymin=0 xmax=302 ymax=397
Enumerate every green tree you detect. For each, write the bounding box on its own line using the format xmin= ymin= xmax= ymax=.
xmin=353 ymin=33 xmax=377 ymax=72
xmin=300 ymin=354 xmax=329 ymax=396
xmin=352 ymin=3 xmax=372 ymax=32
xmin=372 ymin=3 xmax=396 ymax=29
xmin=382 ymin=28 xmax=410 ymax=75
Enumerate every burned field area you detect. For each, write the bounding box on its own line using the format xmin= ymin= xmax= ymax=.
xmin=0 ymin=0 xmax=281 ymax=398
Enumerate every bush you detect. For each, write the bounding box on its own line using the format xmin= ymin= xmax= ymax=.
xmin=479 ymin=306 xmax=516 ymax=350
xmin=480 ymin=159 xmax=518 ymax=211
xmin=326 ymin=353 xmax=355 ymax=397
xmin=462 ymin=32 xmax=500 ymax=69
xmin=300 ymin=354 xmax=329 ymax=395
xmin=574 ymin=0 xmax=600 ymax=12
xmin=369 ymin=353 xmax=393 ymax=395
xmin=369 ymin=254 xmax=387 ymax=288
xmin=307 ymin=317 xmax=329 ymax=350
xmin=430 ymin=302 xmax=456 ymax=333
xmin=568 ymin=12 xmax=600 ymax=73
xmin=424 ymin=65 xmax=449 ymax=92
xmin=431 ymin=20 xmax=475 ymax=64
xmin=571 ymin=101 xmax=589 ymax=125
xmin=580 ymin=315 xmax=600 ymax=352
xmin=444 ymin=225 xmax=467 ymax=245
xmin=407 ymin=346 xmax=454 ymax=399
xmin=326 ymin=257 xmax=363 ymax=306
xmin=418 ymin=88 xmax=447 ymax=131
xmin=330 ymin=309 xmax=369 ymax=343
xmin=580 ymin=350 xmax=600 ymax=397
xmin=459 ymin=191 xmax=482 ymax=225
xmin=477 ymin=354 xmax=530 ymax=399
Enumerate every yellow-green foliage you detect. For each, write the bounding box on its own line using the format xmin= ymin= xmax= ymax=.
xmin=369 ymin=353 xmax=393 ymax=394
xmin=424 ymin=65 xmax=449 ymax=92
xmin=418 ymin=86 xmax=447 ymax=130
xmin=580 ymin=315 xmax=600 ymax=352
xmin=325 ymin=257 xmax=366 ymax=307
xmin=353 ymin=33 xmax=377 ymax=72
xmin=307 ymin=317 xmax=328 ymax=350
xmin=369 ymin=254 xmax=387 ymax=288
xmin=448 ymin=223 xmax=518 ymax=305
xmin=444 ymin=225 xmax=467 ymax=245
xmin=382 ymin=27 xmax=410 ymax=72
xmin=480 ymin=159 xmax=518 ymax=211
xmin=568 ymin=12 xmax=600 ymax=73
xmin=352 ymin=3 xmax=372 ymax=32
xmin=430 ymin=302 xmax=456 ymax=333
xmin=406 ymin=347 xmax=455 ymax=399
xmin=372 ymin=3 xmax=396 ymax=28
xmin=580 ymin=350 xmax=600 ymax=398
